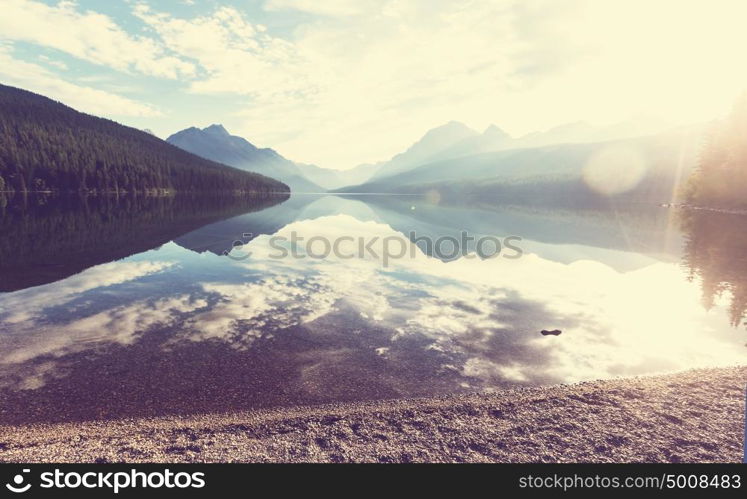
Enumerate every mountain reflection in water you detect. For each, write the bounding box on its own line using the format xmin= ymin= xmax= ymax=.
xmin=0 ymin=194 xmax=743 ymax=424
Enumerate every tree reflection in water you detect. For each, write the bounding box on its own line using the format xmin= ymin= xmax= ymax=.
xmin=0 ymin=192 xmax=288 ymax=292
xmin=680 ymin=209 xmax=747 ymax=329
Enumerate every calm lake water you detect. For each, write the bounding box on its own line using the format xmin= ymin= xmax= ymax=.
xmin=0 ymin=193 xmax=744 ymax=424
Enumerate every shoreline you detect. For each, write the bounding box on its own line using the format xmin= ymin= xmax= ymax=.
xmin=1 ymin=366 xmax=744 ymax=463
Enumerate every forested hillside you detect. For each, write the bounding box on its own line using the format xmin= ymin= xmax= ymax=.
xmin=0 ymin=84 xmax=289 ymax=194
xmin=686 ymin=94 xmax=747 ymax=209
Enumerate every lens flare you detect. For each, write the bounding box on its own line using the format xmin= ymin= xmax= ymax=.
xmin=582 ymin=145 xmax=648 ymax=196
xmin=424 ymin=189 xmax=442 ymax=205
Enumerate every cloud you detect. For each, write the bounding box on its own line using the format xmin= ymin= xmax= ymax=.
xmin=0 ymin=46 xmax=162 ymax=117
xmin=4 ymin=0 xmax=746 ymax=167
xmin=133 ymin=3 xmax=309 ymax=100
xmin=38 ymin=54 xmax=67 ymax=70
xmin=264 ymin=0 xmax=378 ymax=17
xmin=12 ymin=0 xmax=546 ymax=163
xmin=130 ymin=0 xmax=747 ymax=169
xmin=129 ymin=0 xmax=592 ymax=167
xmin=0 ymin=0 xmax=194 ymax=78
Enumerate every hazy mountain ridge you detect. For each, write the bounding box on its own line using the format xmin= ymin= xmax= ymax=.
xmin=354 ymin=119 xmax=679 ymax=186
xmin=337 ymin=126 xmax=705 ymax=207
xmin=166 ymin=124 xmax=393 ymax=191
xmin=162 ymin=118 xmax=689 ymax=195
xmin=366 ymin=121 xmax=480 ymax=181
xmin=166 ymin=125 xmax=323 ymax=192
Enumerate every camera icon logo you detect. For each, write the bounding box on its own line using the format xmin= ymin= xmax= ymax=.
xmin=6 ymin=469 xmax=31 ymax=493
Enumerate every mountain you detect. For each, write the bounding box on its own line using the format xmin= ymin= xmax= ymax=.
xmin=160 ymin=118 xmax=672 ymax=194
xmin=338 ymin=126 xmax=704 ymax=207
xmin=166 ymin=124 xmax=389 ymax=191
xmin=365 ymin=121 xmax=479 ymax=182
xmin=432 ymin=124 xmax=512 ymax=160
xmin=344 ymin=119 xmax=677 ymax=187
xmin=508 ymin=120 xmax=672 ymax=150
xmin=166 ymin=125 xmax=323 ymax=192
xmin=0 ymin=84 xmax=288 ymax=195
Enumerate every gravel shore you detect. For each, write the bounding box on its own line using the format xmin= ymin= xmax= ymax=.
xmin=1 ymin=366 xmax=744 ymax=463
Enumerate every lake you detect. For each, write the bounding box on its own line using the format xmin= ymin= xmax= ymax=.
xmin=0 ymin=193 xmax=744 ymax=424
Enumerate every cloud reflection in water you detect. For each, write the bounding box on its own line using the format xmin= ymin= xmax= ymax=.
xmin=0 ymin=214 xmax=742 ymax=423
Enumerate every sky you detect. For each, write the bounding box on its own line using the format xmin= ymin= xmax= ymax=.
xmin=1 ymin=0 xmax=746 ymax=170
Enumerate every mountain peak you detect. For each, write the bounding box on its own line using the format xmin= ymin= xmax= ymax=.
xmin=483 ymin=124 xmax=509 ymax=139
xmin=165 ymin=123 xmax=328 ymax=191
xmin=203 ymin=124 xmax=229 ymax=136
xmin=435 ymin=120 xmax=473 ymax=133
xmin=418 ymin=121 xmax=478 ymax=143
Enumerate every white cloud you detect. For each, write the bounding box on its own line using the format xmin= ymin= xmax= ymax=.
xmin=0 ymin=47 xmax=162 ymax=117
xmin=133 ymin=3 xmax=309 ymax=100
xmin=38 ymin=54 xmax=67 ymax=70
xmin=133 ymin=0 xmax=566 ymax=167
xmin=0 ymin=0 xmax=195 ymax=78
xmin=5 ymin=0 xmax=747 ymax=169
xmin=264 ymin=0 xmax=378 ymax=17
xmin=133 ymin=0 xmax=747 ymax=169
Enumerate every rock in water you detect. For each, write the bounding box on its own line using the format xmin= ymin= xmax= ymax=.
xmin=540 ymin=329 xmax=562 ymax=336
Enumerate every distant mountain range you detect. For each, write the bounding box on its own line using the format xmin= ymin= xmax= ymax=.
xmin=1 ymin=80 xmax=703 ymax=206
xmin=166 ymin=124 xmax=382 ymax=192
xmin=337 ymin=125 xmax=705 ymax=207
xmin=0 ymin=84 xmax=288 ymax=195
xmin=342 ymin=118 xmax=675 ymax=187
xmin=165 ymin=118 xmax=678 ymax=196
